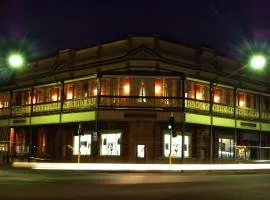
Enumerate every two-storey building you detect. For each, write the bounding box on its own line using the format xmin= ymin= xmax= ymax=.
xmin=0 ymin=36 xmax=270 ymax=164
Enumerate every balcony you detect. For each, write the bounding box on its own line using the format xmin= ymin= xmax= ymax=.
xmin=99 ymin=96 xmax=182 ymax=109
xmin=0 ymin=96 xmax=265 ymax=122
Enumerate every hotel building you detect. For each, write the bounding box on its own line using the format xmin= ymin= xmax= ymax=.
xmin=0 ymin=36 xmax=270 ymax=164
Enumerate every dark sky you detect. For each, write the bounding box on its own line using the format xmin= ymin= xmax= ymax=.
xmin=0 ymin=0 xmax=269 ymax=60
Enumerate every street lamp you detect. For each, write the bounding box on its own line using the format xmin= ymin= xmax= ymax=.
xmin=7 ymin=53 xmax=25 ymax=69
xmin=249 ymin=54 xmax=267 ymax=70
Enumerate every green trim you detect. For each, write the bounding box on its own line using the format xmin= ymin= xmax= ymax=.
xmin=61 ymin=111 xmax=96 ymax=123
xmin=261 ymin=123 xmax=270 ymax=132
xmin=0 ymin=119 xmax=9 ymax=127
xmin=185 ymin=113 xmax=210 ymax=125
xmin=31 ymin=115 xmax=60 ymax=125
xmin=212 ymin=117 xmax=235 ymax=128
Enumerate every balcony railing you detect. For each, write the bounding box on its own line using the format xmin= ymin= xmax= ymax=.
xmin=212 ymin=103 xmax=234 ymax=116
xmin=261 ymin=110 xmax=270 ymax=121
xmin=0 ymin=107 xmax=10 ymax=116
xmin=0 ymin=96 xmax=265 ymax=121
xmin=185 ymin=99 xmax=260 ymax=119
xmin=236 ymin=107 xmax=259 ymax=119
xmin=63 ymin=97 xmax=96 ymax=110
xmin=33 ymin=102 xmax=61 ymax=113
xmin=99 ymin=96 xmax=182 ymax=109
xmin=11 ymin=105 xmax=31 ymax=116
xmin=185 ymin=99 xmax=210 ymax=112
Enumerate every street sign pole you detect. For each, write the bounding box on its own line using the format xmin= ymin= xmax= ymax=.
xmin=169 ymin=129 xmax=172 ymax=164
xmin=169 ymin=112 xmax=174 ymax=165
xmin=78 ymin=134 xmax=81 ymax=163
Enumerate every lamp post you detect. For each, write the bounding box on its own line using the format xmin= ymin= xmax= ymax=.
xmin=210 ymin=53 xmax=267 ymax=163
xmin=0 ymin=52 xmax=26 ymax=163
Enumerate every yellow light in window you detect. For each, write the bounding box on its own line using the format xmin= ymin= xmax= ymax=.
xmin=214 ymin=95 xmax=220 ymax=103
xmin=123 ymin=84 xmax=130 ymax=95
xmin=52 ymin=95 xmax=58 ymax=101
xmin=155 ymin=80 xmax=162 ymax=96
xmin=196 ymin=93 xmax=203 ymax=100
xmin=33 ymin=97 xmax=36 ymax=104
xmin=155 ymin=85 xmax=161 ymax=95
xmin=0 ymin=102 xmax=2 ymax=108
xmin=93 ymin=88 xmax=97 ymax=96
xmin=67 ymin=92 xmax=73 ymax=99
xmin=239 ymin=100 xmax=245 ymax=107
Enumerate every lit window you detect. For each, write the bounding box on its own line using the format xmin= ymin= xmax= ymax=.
xmin=51 ymin=95 xmax=58 ymax=101
xmin=137 ymin=144 xmax=145 ymax=158
xmin=218 ymin=138 xmax=234 ymax=159
xmin=196 ymin=92 xmax=203 ymax=100
xmin=155 ymin=80 xmax=162 ymax=96
xmin=239 ymin=93 xmax=246 ymax=107
xmin=93 ymin=88 xmax=98 ymax=96
xmin=100 ymin=133 xmax=121 ymax=156
xmin=73 ymin=134 xmax=92 ymax=155
xmin=123 ymin=79 xmax=130 ymax=96
xmin=214 ymin=95 xmax=220 ymax=103
xmin=67 ymin=92 xmax=73 ymax=99
xmin=138 ymin=81 xmax=147 ymax=102
xmin=164 ymin=133 xmax=190 ymax=158
xmin=239 ymin=100 xmax=245 ymax=107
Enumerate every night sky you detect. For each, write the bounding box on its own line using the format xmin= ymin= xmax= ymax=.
xmin=0 ymin=0 xmax=269 ymax=61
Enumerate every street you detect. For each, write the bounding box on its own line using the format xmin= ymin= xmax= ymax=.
xmin=0 ymin=168 xmax=270 ymax=200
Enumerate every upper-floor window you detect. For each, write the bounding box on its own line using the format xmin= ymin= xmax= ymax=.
xmin=12 ymin=89 xmax=31 ymax=106
xmin=236 ymin=91 xmax=259 ymax=109
xmin=0 ymin=92 xmax=9 ymax=108
xmin=33 ymin=85 xmax=61 ymax=104
xmin=186 ymin=80 xmax=209 ymax=101
xmin=64 ymin=79 xmax=97 ymax=100
xmin=212 ymin=86 xmax=233 ymax=106
xmin=155 ymin=78 xmax=180 ymax=97
xmin=261 ymin=95 xmax=270 ymax=112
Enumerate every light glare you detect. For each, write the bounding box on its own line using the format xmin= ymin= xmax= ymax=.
xmin=12 ymin=162 xmax=270 ymax=171
xmin=250 ymin=54 xmax=266 ymax=70
xmin=8 ymin=54 xmax=24 ymax=68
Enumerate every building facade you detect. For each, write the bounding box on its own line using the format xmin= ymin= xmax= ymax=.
xmin=0 ymin=36 xmax=270 ymax=164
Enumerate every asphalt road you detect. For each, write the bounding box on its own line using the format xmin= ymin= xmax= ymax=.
xmin=0 ymin=169 xmax=270 ymax=200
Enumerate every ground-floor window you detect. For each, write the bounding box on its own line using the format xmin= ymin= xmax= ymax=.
xmin=218 ymin=137 xmax=234 ymax=159
xmin=136 ymin=144 xmax=145 ymax=158
xmin=73 ymin=134 xmax=92 ymax=155
xmin=163 ymin=132 xmax=191 ymax=158
xmin=100 ymin=132 xmax=121 ymax=156
xmin=237 ymin=132 xmax=259 ymax=160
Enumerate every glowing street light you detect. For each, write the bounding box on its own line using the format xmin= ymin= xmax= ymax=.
xmin=249 ymin=54 xmax=266 ymax=70
xmin=7 ymin=53 xmax=25 ymax=69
